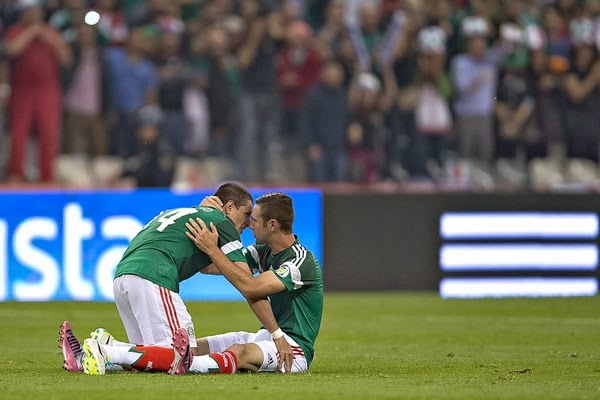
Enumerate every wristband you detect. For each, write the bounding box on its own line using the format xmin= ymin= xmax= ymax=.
xmin=270 ymin=328 xmax=284 ymax=340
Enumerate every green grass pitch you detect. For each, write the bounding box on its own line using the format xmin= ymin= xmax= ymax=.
xmin=0 ymin=292 xmax=599 ymax=399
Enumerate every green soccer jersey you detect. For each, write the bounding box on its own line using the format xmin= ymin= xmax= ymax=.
xmin=115 ymin=206 xmax=246 ymax=293
xmin=244 ymin=238 xmax=324 ymax=366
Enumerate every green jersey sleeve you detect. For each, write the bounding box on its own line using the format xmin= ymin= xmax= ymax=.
xmin=215 ymin=219 xmax=246 ymax=264
xmin=272 ymin=246 xmax=320 ymax=292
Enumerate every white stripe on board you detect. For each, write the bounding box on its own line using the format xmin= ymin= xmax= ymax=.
xmin=440 ymin=244 xmax=598 ymax=270
xmin=440 ymin=212 xmax=598 ymax=239
xmin=440 ymin=277 xmax=598 ymax=298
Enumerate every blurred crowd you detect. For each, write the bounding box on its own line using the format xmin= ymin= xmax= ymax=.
xmin=1 ymin=0 xmax=600 ymax=189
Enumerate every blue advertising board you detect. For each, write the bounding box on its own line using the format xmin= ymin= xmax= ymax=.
xmin=0 ymin=188 xmax=322 ymax=302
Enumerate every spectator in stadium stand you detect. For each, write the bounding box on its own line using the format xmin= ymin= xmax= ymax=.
xmin=94 ymin=0 xmax=129 ymax=48
xmin=48 ymin=0 xmax=86 ymax=44
xmin=450 ymin=16 xmax=509 ymax=174
xmin=493 ymin=13 xmax=547 ymax=177
xmin=61 ymin=22 xmax=110 ymax=157
xmin=127 ymin=0 xmax=171 ymax=27
xmin=119 ymin=103 xmax=176 ymax=188
xmin=562 ymin=17 xmax=600 ymax=163
xmin=4 ymin=0 xmax=72 ymax=183
xmin=333 ymin=30 xmax=362 ymax=88
xmin=384 ymin=2 xmax=419 ymax=181
xmin=315 ymin=0 xmax=346 ymax=61
xmin=201 ymin=24 xmax=239 ymax=159
xmin=234 ymin=0 xmax=282 ymax=182
xmin=445 ymin=1 xmax=493 ymax=69
xmin=182 ymin=32 xmax=211 ymax=158
xmin=346 ymin=66 xmax=397 ymax=184
xmin=409 ymin=26 xmax=453 ymax=181
xmin=315 ymin=1 xmax=360 ymax=89
xmin=191 ymin=0 xmax=233 ymax=29
xmin=104 ymin=24 xmax=158 ymax=159
xmin=532 ymin=5 xmax=571 ymax=152
xmin=276 ymin=19 xmax=322 ymax=140
xmin=346 ymin=72 xmax=384 ymax=184
xmin=154 ymin=0 xmax=185 ymax=38
xmin=299 ymin=59 xmax=350 ymax=183
xmin=154 ymin=25 xmax=192 ymax=156
xmin=356 ymin=2 xmax=384 ymax=68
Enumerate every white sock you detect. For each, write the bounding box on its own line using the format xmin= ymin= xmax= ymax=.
xmin=79 ymin=344 xmax=126 ymax=371
xmin=111 ymin=339 xmax=134 ymax=347
xmin=103 ymin=344 xmax=138 ymax=366
xmin=189 ymin=355 xmax=220 ymax=374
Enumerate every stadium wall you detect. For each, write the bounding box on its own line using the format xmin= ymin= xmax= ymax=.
xmin=323 ymin=191 xmax=600 ymax=297
xmin=1 ymin=188 xmax=599 ymax=301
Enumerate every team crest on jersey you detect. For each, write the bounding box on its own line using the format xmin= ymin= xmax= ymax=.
xmin=275 ymin=266 xmax=290 ymax=278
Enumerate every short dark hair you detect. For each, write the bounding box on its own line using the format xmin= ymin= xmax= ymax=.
xmin=214 ymin=182 xmax=252 ymax=208
xmin=255 ymin=192 xmax=294 ymax=233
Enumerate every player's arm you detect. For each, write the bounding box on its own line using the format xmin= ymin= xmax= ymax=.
xmin=186 ymin=218 xmax=286 ymax=297
xmin=199 ymin=264 xmax=220 ymax=274
xmin=244 ymin=294 xmax=294 ymax=373
xmin=218 ymin=267 xmax=285 ymax=298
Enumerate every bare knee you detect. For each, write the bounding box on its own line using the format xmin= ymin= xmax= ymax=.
xmin=193 ymin=338 xmax=210 ymax=355
xmin=226 ymin=343 xmax=262 ymax=372
xmin=226 ymin=344 xmax=246 ymax=359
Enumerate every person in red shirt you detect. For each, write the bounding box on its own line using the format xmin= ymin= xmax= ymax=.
xmin=4 ymin=0 xmax=71 ymax=183
xmin=276 ymin=19 xmax=322 ymax=139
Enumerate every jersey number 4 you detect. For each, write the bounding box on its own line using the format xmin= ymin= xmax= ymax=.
xmin=153 ymin=208 xmax=198 ymax=232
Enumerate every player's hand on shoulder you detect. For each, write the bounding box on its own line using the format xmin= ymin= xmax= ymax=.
xmin=199 ymin=196 xmax=223 ymax=210
xmin=185 ymin=218 xmax=220 ymax=253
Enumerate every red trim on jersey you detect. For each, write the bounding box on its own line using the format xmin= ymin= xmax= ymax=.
xmin=159 ymin=287 xmax=180 ymax=338
xmin=277 ymin=345 xmax=305 ymax=362
xmin=158 ymin=287 xmax=174 ymax=337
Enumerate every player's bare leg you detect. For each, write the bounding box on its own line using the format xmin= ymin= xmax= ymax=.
xmin=225 ymin=343 xmax=264 ymax=372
